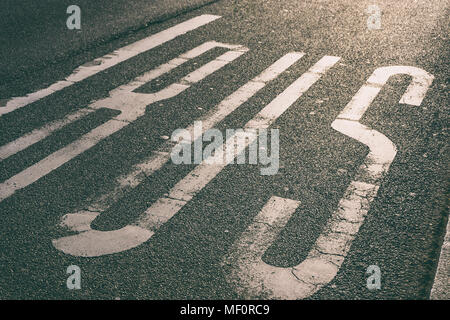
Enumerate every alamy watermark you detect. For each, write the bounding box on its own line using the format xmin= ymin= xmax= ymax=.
xmin=366 ymin=265 xmax=381 ymax=290
xmin=66 ymin=265 xmax=81 ymax=290
xmin=170 ymin=121 xmax=280 ymax=176
xmin=66 ymin=5 xmax=81 ymax=30
xmin=367 ymin=5 xmax=382 ymax=30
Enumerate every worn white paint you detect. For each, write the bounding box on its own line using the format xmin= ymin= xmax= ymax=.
xmin=51 ymin=53 xmax=305 ymax=245
xmin=0 ymin=42 xmax=247 ymax=202
xmin=52 ymin=54 xmax=339 ymax=257
xmin=0 ymin=14 xmax=221 ymax=116
xmin=224 ymin=196 xmax=305 ymax=299
xmin=430 ymin=216 xmax=450 ymax=300
xmin=0 ymin=107 xmax=95 ymax=160
xmin=339 ymin=66 xmax=434 ymax=121
xmin=223 ymin=65 xmax=433 ymax=299
xmin=0 ymin=42 xmax=244 ymax=162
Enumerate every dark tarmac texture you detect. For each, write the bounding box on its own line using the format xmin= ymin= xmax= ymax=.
xmin=0 ymin=0 xmax=448 ymax=299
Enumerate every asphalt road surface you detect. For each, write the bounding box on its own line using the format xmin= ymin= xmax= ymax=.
xmin=0 ymin=0 xmax=448 ymax=300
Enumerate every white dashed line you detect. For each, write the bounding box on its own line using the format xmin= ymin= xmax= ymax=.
xmin=52 ymin=54 xmax=339 ymax=257
xmin=0 ymin=14 xmax=221 ymax=116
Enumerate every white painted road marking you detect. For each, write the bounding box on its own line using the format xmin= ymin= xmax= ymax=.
xmin=224 ymin=196 xmax=304 ymax=299
xmin=339 ymin=66 xmax=435 ymax=120
xmin=430 ymin=216 xmax=450 ymax=300
xmin=0 ymin=108 xmax=96 ymax=160
xmin=52 ymin=55 xmax=340 ymax=257
xmin=0 ymin=42 xmax=247 ymax=202
xmin=55 ymin=52 xmax=303 ymax=213
xmin=0 ymin=14 xmax=221 ymax=116
xmin=223 ymin=66 xmax=434 ymax=299
xmin=0 ymin=41 xmax=236 ymax=162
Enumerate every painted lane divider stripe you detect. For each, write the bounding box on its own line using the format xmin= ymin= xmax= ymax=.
xmin=0 ymin=42 xmax=248 ymax=202
xmin=0 ymin=14 xmax=221 ymax=116
xmin=52 ymin=55 xmax=340 ymax=257
xmin=223 ymin=66 xmax=434 ymax=299
xmin=0 ymin=41 xmax=240 ymax=161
